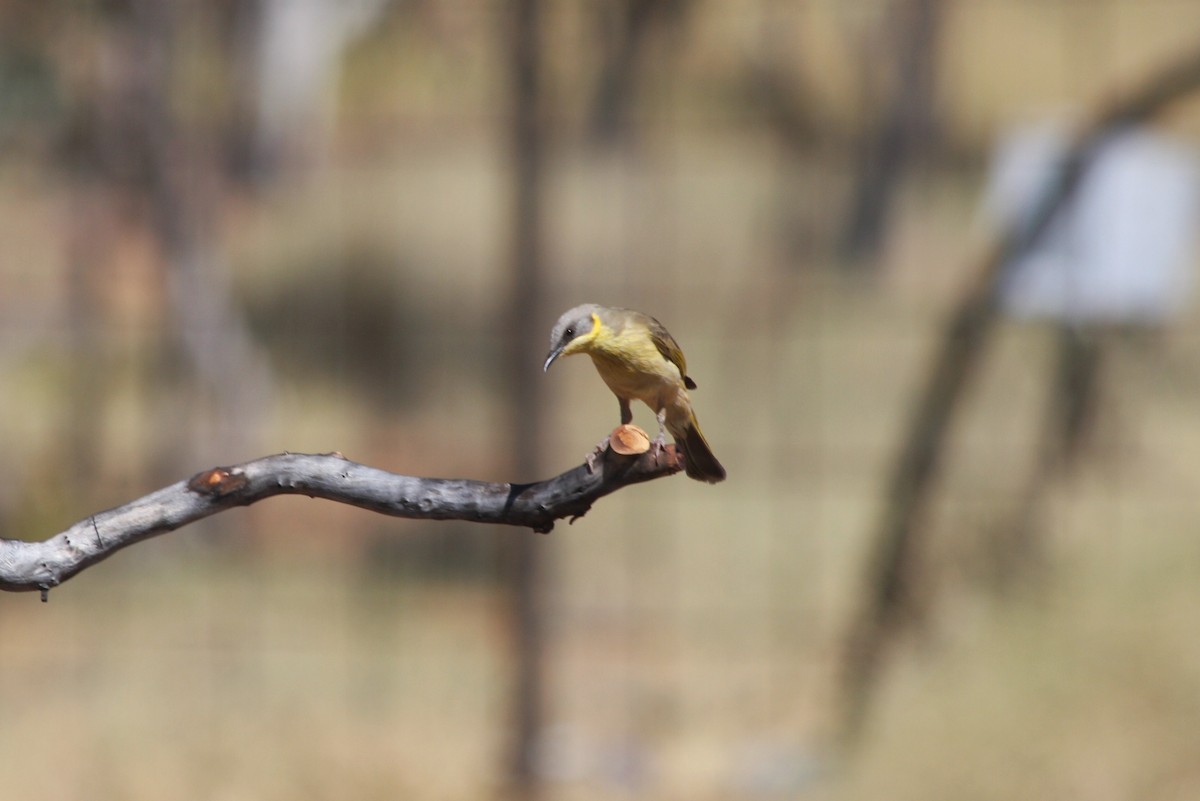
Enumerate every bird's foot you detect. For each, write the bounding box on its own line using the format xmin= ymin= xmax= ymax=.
xmin=650 ymin=409 xmax=670 ymax=458
xmin=646 ymin=427 xmax=674 ymax=469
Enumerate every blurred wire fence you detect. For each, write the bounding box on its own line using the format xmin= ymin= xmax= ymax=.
xmin=2 ymin=1 xmax=1200 ymax=799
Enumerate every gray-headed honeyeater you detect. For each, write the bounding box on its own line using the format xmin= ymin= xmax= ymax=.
xmin=544 ymin=304 xmax=726 ymax=483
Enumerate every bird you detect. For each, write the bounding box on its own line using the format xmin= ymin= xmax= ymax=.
xmin=543 ymin=303 xmax=726 ymax=483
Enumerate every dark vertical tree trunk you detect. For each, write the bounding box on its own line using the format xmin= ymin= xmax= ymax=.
xmin=128 ymin=0 xmax=272 ymax=473
xmin=505 ymin=0 xmax=547 ymax=793
xmin=588 ymin=0 xmax=688 ymax=146
xmin=63 ymin=189 xmax=107 ymax=501
xmin=222 ymin=0 xmax=268 ymax=184
xmin=839 ymin=0 xmax=942 ymax=265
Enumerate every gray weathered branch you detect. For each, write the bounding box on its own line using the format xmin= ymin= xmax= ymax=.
xmin=0 ymin=447 xmax=683 ymax=597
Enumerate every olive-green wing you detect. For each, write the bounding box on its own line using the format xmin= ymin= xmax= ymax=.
xmin=648 ymin=316 xmax=698 ymax=390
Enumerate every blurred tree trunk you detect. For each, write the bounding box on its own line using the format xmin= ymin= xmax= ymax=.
xmin=748 ymin=2 xmax=830 ymax=265
xmin=839 ymin=0 xmax=942 ymax=266
xmin=505 ymin=0 xmax=548 ymax=793
xmin=127 ymin=0 xmax=272 ymax=474
xmin=837 ymin=43 xmax=1200 ymax=748
xmin=588 ymin=0 xmax=689 ymax=146
xmin=222 ymin=0 xmax=266 ymax=183
xmin=63 ymin=188 xmax=112 ymax=500
xmin=56 ymin=11 xmax=142 ymax=502
xmin=990 ymin=325 xmax=1103 ymax=589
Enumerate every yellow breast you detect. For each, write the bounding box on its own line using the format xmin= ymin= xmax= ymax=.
xmin=587 ymin=326 xmax=683 ymax=409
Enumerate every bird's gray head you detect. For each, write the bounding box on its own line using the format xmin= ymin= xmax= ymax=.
xmin=543 ymin=304 xmax=603 ymax=372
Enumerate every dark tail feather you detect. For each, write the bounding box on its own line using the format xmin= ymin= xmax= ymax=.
xmin=681 ymin=423 xmax=726 ymax=483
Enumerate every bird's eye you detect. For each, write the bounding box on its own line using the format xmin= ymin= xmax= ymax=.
xmin=564 ymin=326 xmax=575 ymax=338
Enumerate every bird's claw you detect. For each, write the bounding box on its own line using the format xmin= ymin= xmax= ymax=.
xmin=650 ymin=410 xmax=669 ymax=460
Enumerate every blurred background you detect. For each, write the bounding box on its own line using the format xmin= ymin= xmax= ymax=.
xmin=3 ymin=1 xmax=1200 ymax=799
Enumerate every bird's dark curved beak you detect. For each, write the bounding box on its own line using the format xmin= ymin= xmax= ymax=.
xmin=543 ymin=346 xmax=563 ymax=372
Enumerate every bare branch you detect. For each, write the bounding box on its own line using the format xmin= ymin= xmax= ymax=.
xmin=837 ymin=41 xmax=1200 ymax=746
xmin=0 ymin=446 xmax=684 ymax=597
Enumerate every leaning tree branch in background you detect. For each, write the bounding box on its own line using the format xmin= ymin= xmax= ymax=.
xmin=0 ymin=446 xmax=684 ymax=598
xmin=838 ymin=43 xmax=1200 ymax=746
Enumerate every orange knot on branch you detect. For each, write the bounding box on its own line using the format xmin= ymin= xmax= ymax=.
xmin=187 ymin=467 xmax=250 ymax=498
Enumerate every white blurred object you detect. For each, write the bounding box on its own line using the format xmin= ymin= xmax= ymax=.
xmin=983 ymin=123 xmax=1200 ymax=323
xmin=254 ymin=0 xmax=390 ymax=170
xmin=730 ymin=738 xmax=826 ymax=796
xmin=533 ymin=723 xmax=651 ymax=791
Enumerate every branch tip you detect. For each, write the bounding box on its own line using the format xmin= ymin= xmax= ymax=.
xmin=609 ymin=424 xmax=650 ymax=455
